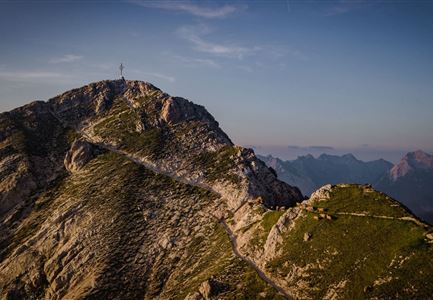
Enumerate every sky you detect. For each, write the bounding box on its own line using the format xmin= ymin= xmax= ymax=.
xmin=1 ymin=0 xmax=433 ymax=162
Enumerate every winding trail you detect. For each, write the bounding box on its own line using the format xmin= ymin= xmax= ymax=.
xmin=48 ymin=105 xmax=292 ymax=298
xmin=220 ymin=220 xmax=293 ymax=299
xmin=79 ymin=134 xmax=291 ymax=298
xmin=335 ymin=212 xmax=429 ymax=228
xmin=92 ymin=136 xmax=292 ymax=298
xmin=82 ymin=134 xmax=212 ymax=191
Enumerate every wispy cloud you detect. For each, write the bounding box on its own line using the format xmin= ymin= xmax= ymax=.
xmin=130 ymin=70 xmax=176 ymax=82
xmin=172 ymin=55 xmax=221 ymax=68
xmin=0 ymin=70 xmax=68 ymax=80
xmin=236 ymin=65 xmax=254 ymax=72
xmin=261 ymin=45 xmax=308 ymax=61
xmin=0 ymin=70 xmax=73 ymax=83
xmin=129 ymin=0 xmax=245 ymax=18
xmin=148 ymin=72 xmax=176 ymax=82
xmin=323 ymin=0 xmax=369 ymax=16
xmin=176 ymin=25 xmax=308 ymax=65
xmin=287 ymin=145 xmax=335 ymax=151
xmin=177 ymin=25 xmax=258 ymax=59
xmin=49 ymin=54 xmax=82 ymax=64
xmin=281 ymin=47 xmax=309 ymax=61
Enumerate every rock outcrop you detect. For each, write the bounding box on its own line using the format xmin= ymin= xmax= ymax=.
xmin=64 ymin=138 xmax=98 ymax=173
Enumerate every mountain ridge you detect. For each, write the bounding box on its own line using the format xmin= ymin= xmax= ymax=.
xmin=259 ymin=153 xmax=393 ymax=196
xmin=0 ymin=80 xmax=432 ymax=299
xmin=0 ymin=79 xmax=304 ymax=299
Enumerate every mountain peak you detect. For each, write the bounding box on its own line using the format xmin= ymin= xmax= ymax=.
xmin=3 ymin=79 xmax=302 ymax=212
xmin=407 ymin=149 xmax=433 ymax=163
xmin=342 ymin=153 xmax=357 ymax=160
xmin=390 ymin=150 xmax=433 ymax=180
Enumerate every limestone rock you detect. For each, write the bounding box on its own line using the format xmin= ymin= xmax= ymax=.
xmin=198 ymin=278 xmax=227 ymax=299
xmin=309 ymin=184 xmax=333 ymax=202
xmin=64 ymin=138 xmax=98 ymax=173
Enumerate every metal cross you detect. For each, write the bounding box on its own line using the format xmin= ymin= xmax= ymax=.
xmin=119 ymin=63 xmax=124 ymax=77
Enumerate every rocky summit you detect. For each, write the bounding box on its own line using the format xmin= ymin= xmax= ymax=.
xmin=376 ymin=150 xmax=433 ymax=225
xmin=0 ymin=80 xmax=432 ymax=299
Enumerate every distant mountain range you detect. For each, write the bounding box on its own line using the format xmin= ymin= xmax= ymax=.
xmin=258 ymin=153 xmax=393 ymax=195
xmin=259 ymin=150 xmax=433 ymax=224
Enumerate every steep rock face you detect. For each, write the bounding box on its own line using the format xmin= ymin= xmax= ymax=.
xmin=376 ymin=150 xmax=433 ymax=224
xmin=160 ymin=97 xmax=217 ymax=126
xmin=64 ymin=138 xmax=98 ymax=173
xmin=0 ymin=101 xmax=71 ymax=218
xmin=389 ymin=150 xmax=433 ymax=180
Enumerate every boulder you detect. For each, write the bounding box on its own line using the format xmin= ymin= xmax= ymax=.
xmin=198 ymin=278 xmax=227 ymax=299
xmin=64 ymin=138 xmax=97 ymax=173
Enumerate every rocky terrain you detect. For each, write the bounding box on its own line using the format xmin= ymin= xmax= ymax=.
xmin=0 ymin=80 xmax=432 ymax=299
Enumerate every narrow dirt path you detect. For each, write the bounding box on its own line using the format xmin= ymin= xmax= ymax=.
xmin=79 ymin=132 xmax=292 ymax=299
xmin=220 ymin=220 xmax=293 ymax=299
xmin=82 ymin=134 xmax=212 ymax=191
xmin=335 ymin=212 xmax=429 ymax=228
xmin=48 ymin=106 xmax=293 ymax=298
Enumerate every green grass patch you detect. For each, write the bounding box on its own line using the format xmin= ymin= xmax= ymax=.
xmin=317 ymin=185 xmax=411 ymax=218
xmin=267 ymin=186 xmax=433 ymax=299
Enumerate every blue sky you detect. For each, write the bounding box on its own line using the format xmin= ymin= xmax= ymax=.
xmin=1 ymin=0 xmax=433 ymax=161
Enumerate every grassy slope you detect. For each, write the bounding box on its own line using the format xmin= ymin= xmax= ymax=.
xmin=4 ymin=148 xmax=281 ymax=299
xmin=268 ymin=185 xmax=433 ymax=299
xmin=162 ymin=223 xmax=285 ymax=300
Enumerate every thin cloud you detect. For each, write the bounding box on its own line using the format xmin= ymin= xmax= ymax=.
xmin=176 ymin=25 xmax=307 ymax=63
xmin=236 ymin=65 xmax=253 ymax=72
xmin=129 ymin=0 xmax=245 ymax=18
xmin=177 ymin=25 xmax=258 ymax=59
xmin=287 ymin=145 xmax=335 ymax=151
xmin=286 ymin=47 xmax=308 ymax=61
xmin=49 ymin=54 xmax=83 ymax=64
xmin=130 ymin=70 xmax=176 ymax=83
xmin=323 ymin=0 xmax=369 ymax=17
xmin=148 ymin=72 xmax=175 ymax=82
xmin=173 ymin=55 xmax=221 ymax=68
xmin=263 ymin=45 xmax=309 ymax=61
xmin=0 ymin=70 xmax=70 ymax=81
